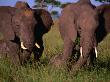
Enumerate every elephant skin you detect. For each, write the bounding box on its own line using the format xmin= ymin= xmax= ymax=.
xmin=50 ymin=0 xmax=99 ymax=72
xmin=15 ymin=1 xmax=53 ymax=61
xmin=0 ymin=40 xmax=20 ymax=65
xmin=0 ymin=6 xmax=37 ymax=65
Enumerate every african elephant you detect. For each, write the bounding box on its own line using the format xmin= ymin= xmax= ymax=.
xmin=86 ymin=4 xmax=110 ymax=66
xmin=0 ymin=6 xmax=38 ymax=65
xmin=50 ymin=0 xmax=99 ymax=72
xmin=15 ymin=1 xmax=53 ymax=61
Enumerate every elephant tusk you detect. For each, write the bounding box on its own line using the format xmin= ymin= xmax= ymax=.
xmin=35 ymin=43 xmax=40 ymax=48
xmin=95 ymin=47 xmax=98 ymax=58
xmin=80 ymin=47 xmax=83 ymax=57
xmin=21 ymin=42 xmax=27 ymax=50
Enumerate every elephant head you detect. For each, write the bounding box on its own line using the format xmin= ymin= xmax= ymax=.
xmin=13 ymin=8 xmax=38 ymax=50
xmin=14 ymin=1 xmax=53 ymax=49
xmin=14 ymin=1 xmax=53 ymax=61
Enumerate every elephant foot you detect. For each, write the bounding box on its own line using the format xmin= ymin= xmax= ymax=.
xmin=50 ymin=54 xmax=67 ymax=68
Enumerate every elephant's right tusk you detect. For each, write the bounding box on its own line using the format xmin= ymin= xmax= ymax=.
xmin=95 ymin=47 xmax=98 ymax=58
xmin=21 ymin=42 xmax=27 ymax=50
xmin=80 ymin=47 xmax=83 ymax=57
xmin=35 ymin=43 xmax=40 ymax=48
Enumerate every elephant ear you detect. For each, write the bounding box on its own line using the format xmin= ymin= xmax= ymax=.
xmin=102 ymin=5 xmax=110 ymax=33
xmin=0 ymin=7 xmax=15 ymax=41
xmin=96 ymin=5 xmax=110 ymax=43
xmin=40 ymin=9 xmax=53 ymax=32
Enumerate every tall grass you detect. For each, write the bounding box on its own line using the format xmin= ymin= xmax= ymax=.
xmin=0 ymin=20 xmax=110 ymax=82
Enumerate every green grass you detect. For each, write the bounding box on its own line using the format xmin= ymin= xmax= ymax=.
xmin=0 ymin=20 xmax=110 ymax=82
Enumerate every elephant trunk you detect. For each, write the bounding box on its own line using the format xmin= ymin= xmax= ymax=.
xmin=20 ymin=26 xmax=35 ymax=51
xmin=72 ymin=32 xmax=96 ymax=73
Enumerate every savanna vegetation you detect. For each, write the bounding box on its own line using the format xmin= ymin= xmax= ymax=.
xmin=0 ymin=20 xmax=110 ymax=82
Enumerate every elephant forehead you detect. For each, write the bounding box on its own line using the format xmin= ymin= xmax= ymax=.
xmin=24 ymin=9 xmax=33 ymax=17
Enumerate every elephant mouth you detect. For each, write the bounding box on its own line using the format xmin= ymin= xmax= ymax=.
xmin=80 ymin=47 xmax=98 ymax=58
xmin=21 ymin=42 xmax=40 ymax=50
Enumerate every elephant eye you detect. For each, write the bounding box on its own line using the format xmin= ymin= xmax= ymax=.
xmin=16 ymin=24 xmax=20 ymax=29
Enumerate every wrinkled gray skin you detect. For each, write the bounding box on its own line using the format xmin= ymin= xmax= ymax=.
xmin=15 ymin=1 xmax=53 ymax=62
xmin=0 ymin=6 xmax=37 ymax=65
xmin=50 ymin=0 xmax=99 ymax=73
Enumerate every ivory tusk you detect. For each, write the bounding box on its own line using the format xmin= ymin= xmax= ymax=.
xmin=80 ymin=47 xmax=83 ymax=57
xmin=95 ymin=47 xmax=98 ymax=58
xmin=21 ymin=42 xmax=27 ymax=50
xmin=35 ymin=43 xmax=40 ymax=48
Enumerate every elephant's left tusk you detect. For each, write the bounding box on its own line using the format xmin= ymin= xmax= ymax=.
xmin=21 ymin=42 xmax=27 ymax=50
xmin=35 ymin=43 xmax=40 ymax=48
xmin=80 ymin=47 xmax=83 ymax=57
xmin=95 ymin=47 xmax=98 ymax=58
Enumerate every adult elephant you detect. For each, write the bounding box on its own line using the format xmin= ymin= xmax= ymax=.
xmin=84 ymin=4 xmax=110 ymax=67
xmin=15 ymin=1 xmax=53 ymax=61
xmin=0 ymin=6 xmax=38 ymax=65
xmin=50 ymin=0 xmax=99 ymax=72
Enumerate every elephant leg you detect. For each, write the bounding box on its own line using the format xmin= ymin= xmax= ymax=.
xmin=6 ymin=41 xmax=20 ymax=65
xmin=33 ymin=45 xmax=44 ymax=61
xmin=50 ymin=38 xmax=75 ymax=67
xmin=72 ymin=48 xmax=90 ymax=74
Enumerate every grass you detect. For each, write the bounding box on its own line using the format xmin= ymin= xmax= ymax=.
xmin=0 ymin=20 xmax=110 ymax=82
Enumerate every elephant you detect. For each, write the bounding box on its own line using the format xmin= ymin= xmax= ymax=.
xmin=82 ymin=4 xmax=110 ymax=66
xmin=0 ymin=6 xmax=38 ymax=65
xmin=84 ymin=4 xmax=110 ymax=67
xmin=15 ymin=1 xmax=53 ymax=62
xmin=50 ymin=0 xmax=99 ymax=72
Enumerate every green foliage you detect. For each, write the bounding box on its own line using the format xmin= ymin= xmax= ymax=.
xmin=34 ymin=0 xmax=61 ymax=7
xmin=0 ymin=20 xmax=110 ymax=82
xmin=51 ymin=10 xmax=58 ymax=15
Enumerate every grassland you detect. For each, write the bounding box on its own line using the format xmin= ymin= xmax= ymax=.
xmin=0 ymin=20 xmax=110 ymax=82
